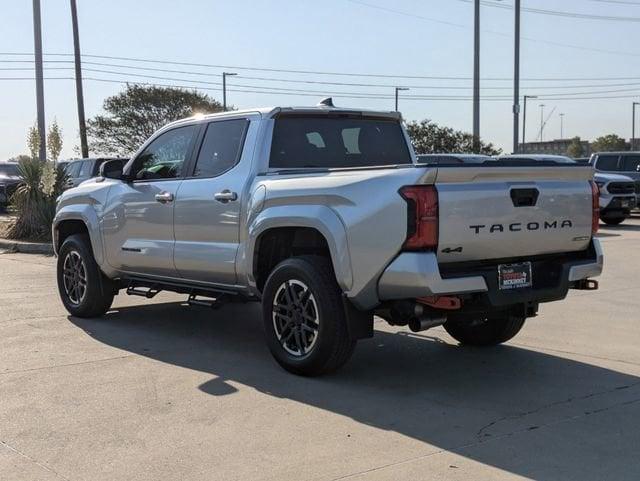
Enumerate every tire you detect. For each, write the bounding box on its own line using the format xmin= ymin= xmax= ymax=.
xmin=262 ymin=256 xmax=356 ymax=376
xmin=57 ymin=234 xmax=115 ymax=318
xmin=444 ymin=316 xmax=525 ymax=347
xmin=600 ymin=215 xmax=625 ymax=225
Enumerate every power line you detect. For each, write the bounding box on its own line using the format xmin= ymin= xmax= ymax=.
xmin=347 ymin=0 xmax=640 ymax=57
xmin=458 ymin=0 xmax=640 ymax=22
xmin=2 ymin=52 xmax=640 ymax=83
xmin=2 ymin=75 xmax=640 ymax=102
xmin=6 ymin=64 xmax=640 ymax=91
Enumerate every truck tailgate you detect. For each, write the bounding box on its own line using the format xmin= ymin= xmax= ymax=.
xmin=434 ymin=166 xmax=594 ymax=263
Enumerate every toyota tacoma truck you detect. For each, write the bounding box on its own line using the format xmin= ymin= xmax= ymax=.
xmin=53 ymin=103 xmax=603 ymax=376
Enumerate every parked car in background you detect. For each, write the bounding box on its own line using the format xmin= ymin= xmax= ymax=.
xmin=590 ymin=152 xmax=640 ymax=206
xmin=416 ymin=153 xmax=492 ymax=165
xmin=0 ymin=162 xmax=21 ymax=209
xmin=63 ymin=158 xmax=127 ymax=190
xmin=594 ymin=172 xmax=636 ymax=225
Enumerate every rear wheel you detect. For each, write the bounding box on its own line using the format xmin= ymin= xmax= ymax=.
xmin=444 ymin=316 xmax=525 ymax=346
xmin=262 ymin=256 xmax=356 ymax=376
xmin=600 ymin=215 xmax=625 ymax=225
xmin=57 ymin=234 xmax=115 ymax=318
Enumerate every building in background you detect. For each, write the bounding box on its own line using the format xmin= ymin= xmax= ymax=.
xmin=521 ymin=139 xmax=592 ymax=157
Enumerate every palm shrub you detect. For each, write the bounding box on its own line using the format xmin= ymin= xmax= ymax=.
xmin=6 ymin=158 xmax=67 ymax=241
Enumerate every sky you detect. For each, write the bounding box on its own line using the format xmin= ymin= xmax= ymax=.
xmin=1 ymin=0 xmax=640 ymax=160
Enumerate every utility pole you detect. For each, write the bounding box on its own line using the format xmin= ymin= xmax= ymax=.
xmin=539 ymin=104 xmax=545 ymax=142
xmin=222 ymin=72 xmax=237 ymax=111
xmin=512 ymin=0 xmax=521 ymax=153
xmin=70 ymin=0 xmax=88 ymax=158
xmin=559 ymin=113 xmax=565 ymax=139
xmin=472 ymin=0 xmax=480 ymax=153
xmin=633 ymin=102 xmax=639 ymax=150
xmin=522 ymin=95 xmax=537 ymax=148
xmin=394 ymin=87 xmax=409 ymax=112
xmin=32 ymin=0 xmax=46 ymax=161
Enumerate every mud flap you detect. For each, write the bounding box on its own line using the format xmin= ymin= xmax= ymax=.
xmin=343 ymin=296 xmax=373 ymax=340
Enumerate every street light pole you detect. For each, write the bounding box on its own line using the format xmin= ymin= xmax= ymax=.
xmin=521 ymin=95 xmax=537 ymax=149
xmin=539 ymin=104 xmax=545 ymax=142
xmin=394 ymin=87 xmax=409 ymax=112
xmin=633 ymin=102 xmax=639 ymax=150
xmin=559 ymin=113 xmax=565 ymax=139
xmin=472 ymin=0 xmax=480 ymax=153
xmin=70 ymin=0 xmax=88 ymax=158
xmin=512 ymin=0 xmax=521 ymax=153
xmin=32 ymin=0 xmax=46 ymax=161
xmin=222 ymin=72 xmax=237 ymax=111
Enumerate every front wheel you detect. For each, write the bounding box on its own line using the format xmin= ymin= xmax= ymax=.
xmin=57 ymin=234 xmax=115 ymax=318
xmin=262 ymin=256 xmax=356 ymax=376
xmin=600 ymin=215 xmax=625 ymax=225
xmin=444 ymin=316 xmax=525 ymax=346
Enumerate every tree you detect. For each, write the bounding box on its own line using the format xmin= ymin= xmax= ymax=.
xmin=591 ymin=134 xmax=627 ymax=153
xmin=566 ymin=136 xmax=584 ymax=158
xmin=27 ymin=124 xmax=40 ymax=160
xmin=405 ymin=119 xmax=501 ymax=156
xmin=47 ymin=119 xmax=63 ymax=162
xmin=87 ymin=84 xmax=224 ymax=156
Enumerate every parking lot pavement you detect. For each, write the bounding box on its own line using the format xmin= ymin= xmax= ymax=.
xmin=1 ymin=218 xmax=640 ymax=481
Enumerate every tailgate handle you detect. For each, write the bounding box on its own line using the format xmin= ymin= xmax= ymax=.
xmin=510 ymin=188 xmax=539 ymax=207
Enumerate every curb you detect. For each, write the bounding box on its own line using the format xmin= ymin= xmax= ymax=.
xmin=0 ymin=238 xmax=54 ymax=255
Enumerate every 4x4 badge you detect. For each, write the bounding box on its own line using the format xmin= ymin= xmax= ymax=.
xmin=442 ymin=246 xmax=463 ymax=254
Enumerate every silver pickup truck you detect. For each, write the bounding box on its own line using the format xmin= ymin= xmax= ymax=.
xmin=53 ymin=105 xmax=603 ymax=376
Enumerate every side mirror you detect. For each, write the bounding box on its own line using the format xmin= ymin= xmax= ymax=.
xmin=99 ymin=159 xmax=127 ymax=181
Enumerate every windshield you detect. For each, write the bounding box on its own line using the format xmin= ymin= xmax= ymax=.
xmin=0 ymin=164 xmax=20 ymax=176
xmin=270 ymin=116 xmax=412 ymax=169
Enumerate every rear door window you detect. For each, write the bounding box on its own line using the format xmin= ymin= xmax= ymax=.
xmin=192 ymin=119 xmax=248 ymax=178
xmin=595 ymin=155 xmax=620 ymax=171
xmin=270 ymin=116 xmax=412 ymax=169
xmin=620 ymin=154 xmax=640 ymax=172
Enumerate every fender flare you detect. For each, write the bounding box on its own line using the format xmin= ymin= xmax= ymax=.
xmin=53 ymin=205 xmax=104 ymax=266
xmin=243 ymin=205 xmax=353 ymax=293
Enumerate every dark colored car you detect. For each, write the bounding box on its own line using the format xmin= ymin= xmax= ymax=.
xmin=0 ymin=162 xmax=21 ymax=208
xmin=63 ymin=158 xmax=128 ymax=190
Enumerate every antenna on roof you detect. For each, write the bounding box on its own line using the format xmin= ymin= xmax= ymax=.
xmin=317 ymin=97 xmax=335 ymax=107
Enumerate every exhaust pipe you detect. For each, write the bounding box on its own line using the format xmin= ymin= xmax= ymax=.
xmin=408 ymin=315 xmax=447 ymax=332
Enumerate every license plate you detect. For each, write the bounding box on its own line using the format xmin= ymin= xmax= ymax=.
xmin=621 ymin=200 xmax=630 ymax=208
xmin=498 ymin=262 xmax=532 ymax=290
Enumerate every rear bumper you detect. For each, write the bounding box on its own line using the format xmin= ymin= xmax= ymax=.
xmin=377 ymin=238 xmax=603 ymax=307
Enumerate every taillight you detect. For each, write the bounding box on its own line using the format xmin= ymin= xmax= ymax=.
xmin=590 ymin=180 xmax=599 ymax=235
xmin=400 ymin=185 xmax=438 ymax=250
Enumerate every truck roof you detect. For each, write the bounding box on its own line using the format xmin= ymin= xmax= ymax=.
xmin=166 ymin=105 xmax=402 ymax=128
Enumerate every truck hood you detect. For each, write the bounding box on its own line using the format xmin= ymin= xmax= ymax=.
xmin=594 ymin=172 xmax=634 ymax=183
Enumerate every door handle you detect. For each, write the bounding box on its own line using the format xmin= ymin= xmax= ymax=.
xmin=154 ymin=191 xmax=174 ymax=203
xmin=214 ymin=190 xmax=238 ymax=203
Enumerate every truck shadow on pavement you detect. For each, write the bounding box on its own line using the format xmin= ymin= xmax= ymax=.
xmin=69 ymin=300 xmax=640 ymax=480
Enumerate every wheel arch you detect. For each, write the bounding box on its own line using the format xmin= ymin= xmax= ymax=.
xmin=245 ymin=205 xmax=353 ymax=294
xmin=53 ymin=206 xmax=104 ymax=265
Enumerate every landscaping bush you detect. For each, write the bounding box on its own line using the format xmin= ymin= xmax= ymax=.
xmin=5 ymin=158 xmax=67 ymax=241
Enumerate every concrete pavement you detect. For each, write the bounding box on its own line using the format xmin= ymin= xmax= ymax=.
xmin=1 ymin=218 xmax=640 ymax=480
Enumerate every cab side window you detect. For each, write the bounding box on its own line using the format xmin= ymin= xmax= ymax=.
xmin=131 ymin=125 xmax=197 ymax=180
xmin=192 ymin=119 xmax=248 ymax=178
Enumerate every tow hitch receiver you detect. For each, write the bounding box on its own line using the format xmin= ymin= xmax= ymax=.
xmin=574 ymin=279 xmax=599 ymax=291
xmin=417 ymin=295 xmax=462 ymax=310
